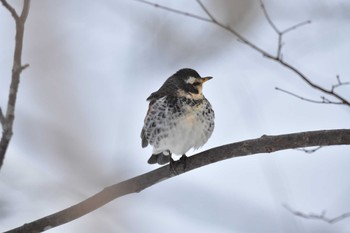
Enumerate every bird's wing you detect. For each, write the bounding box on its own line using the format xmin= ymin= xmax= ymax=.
xmin=141 ymin=96 xmax=172 ymax=148
xmin=140 ymin=127 xmax=148 ymax=148
xmin=141 ymin=101 xmax=153 ymax=148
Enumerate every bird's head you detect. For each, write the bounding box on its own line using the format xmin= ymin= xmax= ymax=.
xmin=173 ymin=68 xmax=213 ymax=99
xmin=146 ymin=68 xmax=213 ymax=102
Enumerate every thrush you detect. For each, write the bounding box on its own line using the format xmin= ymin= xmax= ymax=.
xmin=141 ymin=68 xmax=215 ymax=165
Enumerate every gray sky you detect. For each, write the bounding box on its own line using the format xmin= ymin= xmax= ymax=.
xmin=0 ymin=0 xmax=349 ymax=232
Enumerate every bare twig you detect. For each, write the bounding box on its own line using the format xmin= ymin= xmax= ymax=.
xmin=0 ymin=0 xmax=31 ymax=169
xmin=0 ymin=0 xmax=19 ymax=20
xmin=275 ymin=87 xmax=343 ymax=105
xmin=135 ymin=0 xmax=349 ymax=107
xmin=295 ymin=146 xmax=322 ymax=153
xmin=19 ymin=0 xmax=30 ymax=22
xmin=281 ymin=20 xmax=312 ymax=34
xmin=278 ymin=60 xmax=350 ymax=106
xmin=258 ymin=2 xmax=349 ymax=106
xmin=331 ymin=75 xmax=350 ymax=92
xmin=284 ymin=204 xmax=350 ymax=224
xmin=259 ymin=0 xmax=311 ymax=60
xmin=133 ymin=0 xmax=211 ymax=22
xmin=197 ymin=0 xmax=275 ymax=58
xmin=134 ymin=0 xmax=275 ymax=58
xmin=4 ymin=129 xmax=350 ymax=232
xmin=259 ymin=0 xmax=279 ymax=34
xmin=196 ymin=0 xmax=216 ymax=22
xmin=0 ymin=108 xmax=5 ymax=127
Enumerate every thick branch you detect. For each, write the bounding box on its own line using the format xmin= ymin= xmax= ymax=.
xmin=0 ymin=0 xmax=31 ymax=169
xmin=5 ymin=129 xmax=350 ymax=233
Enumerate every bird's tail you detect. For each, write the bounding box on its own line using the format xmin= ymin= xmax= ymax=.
xmin=148 ymin=152 xmax=170 ymax=165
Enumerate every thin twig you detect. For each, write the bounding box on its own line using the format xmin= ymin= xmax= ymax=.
xmin=259 ymin=0 xmax=311 ymax=59
xmin=135 ymin=0 xmax=349 ymax=107
xmin=278 ymin=60 xmax=350 ymax=106
xmin=132 ymin=0 xmax=212 ymax=22
xmin=196 ymin=0 xmax=216 ymax=22
xmin=19 ymin=0 xmax=30 ymax=21
xmin=260 ymin=1 xmax=332 ymax=104
xmin=0 ymin=0 xmax=19 ymax=20
xmin=0 ymin=0 xmax=31 ymax=169
xmin=321 ymin=96 xmax=333 ymax=104
xmin=198 ymin=0 xmax=276 ymax=58
xmin=283 ymin=204 xmax=350 ymax=224
xmin=331 ymin=75 xmax=350 ymax=92
xmin=0 ymin=108 xmax=5 ymax=127
xmin=135 ymin=0 xmax=275 ymax=59
xmin=281 ymin=20 xmax=312 ymax=34
xmin=259 ymin=0 xmax=280 ymax=34
xmin=277 ymin=35 xmax=283 ymax=59
xmin=275 ymin=87 xmax=343 ymax=105
xmin=20 ymin=64 xmax=30 ymax=71
xmin=295 ymin=146 xmax=322 ymax=153
xmin=260 ymin=0 xmax=311 ymax=36
xmin=5 ymin=129 xmax=350 ymax=232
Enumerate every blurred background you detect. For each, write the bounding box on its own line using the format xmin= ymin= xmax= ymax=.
xmin=0 ymin=0 xmax=349 ymax=232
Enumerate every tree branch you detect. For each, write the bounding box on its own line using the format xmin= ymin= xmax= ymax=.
xmin=133 ymin=0 xmax=211 ymax=22
xmin=0 ymin=0 xmax=31 ymax=170
xmin=4 ymin=129 xmax=350 ymax=232
xmin=331 ymin=75 xmax=350 ymax=92
xmin=134 ymin=0 xmax=349 ymax=107
xmin=196 ymin=0 xmax=274 ymax=58
xmin=259 ymin=0 xmax=311 ymax=60
xmin=19 ymin=0 xmax=30 ymax=22
xmin=277 ymin=60 xmax=350 ymax=106
xmin=259 ymin=0 xmax=280 ymax=34
xmin=283 ymin=204 xmax=350 ymax=224
xmin=0 ymin=107 xmax=5 ymax=128
xmin=275 ymin=87 xmax=344 ymax=105
xmin=133 ymin=0 xmax=275 ymax=58
xmin=281 ymin=20 xmax=311 ymax=34
xmin=0 ymin=0 xmax=19 ymax=20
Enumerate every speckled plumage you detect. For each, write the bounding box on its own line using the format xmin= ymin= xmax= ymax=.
xmin=141 ymin=68 xmax=215 ymax=165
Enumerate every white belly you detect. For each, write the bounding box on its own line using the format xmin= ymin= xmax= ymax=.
xmin=152 ymin=107 xmax=213 ymax=156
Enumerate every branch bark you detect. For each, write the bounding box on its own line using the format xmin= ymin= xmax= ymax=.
xmin=0 ymin=107 xmax=5 ymax=127
xmin=0 ymin=0 xmax=31 ymax=169
xmin=4 ymin=129 xmax=350 ymax=233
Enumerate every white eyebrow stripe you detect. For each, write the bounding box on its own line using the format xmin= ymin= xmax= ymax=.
xmin=185 ymin=76 xmax=196 ymax=84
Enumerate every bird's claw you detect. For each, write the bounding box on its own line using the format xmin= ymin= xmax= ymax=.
xmin=169 ymin=154 xmax=188 ymax=175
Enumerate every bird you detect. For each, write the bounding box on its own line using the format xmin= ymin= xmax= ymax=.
xmin=141 ymin=68 xmax=215 ymax=165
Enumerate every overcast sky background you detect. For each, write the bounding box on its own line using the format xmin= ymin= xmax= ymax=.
xmin=0 ymin=0 xmax=349 ymax=232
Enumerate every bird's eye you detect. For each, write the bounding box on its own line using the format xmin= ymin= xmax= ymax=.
xmin=193 ymin=82 xmax=200 ymax=86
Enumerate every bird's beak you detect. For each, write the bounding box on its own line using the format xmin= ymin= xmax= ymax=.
xmin=201 ymin=76 xmax=213 ymax=83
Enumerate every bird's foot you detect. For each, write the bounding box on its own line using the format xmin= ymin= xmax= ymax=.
xmin=169 ymin=157 xmax=178 ymax=175
xmin=169 ymin=154 xmax=188 ymax=175
xmin=179 ymin=154 xmax=188 ymax=170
